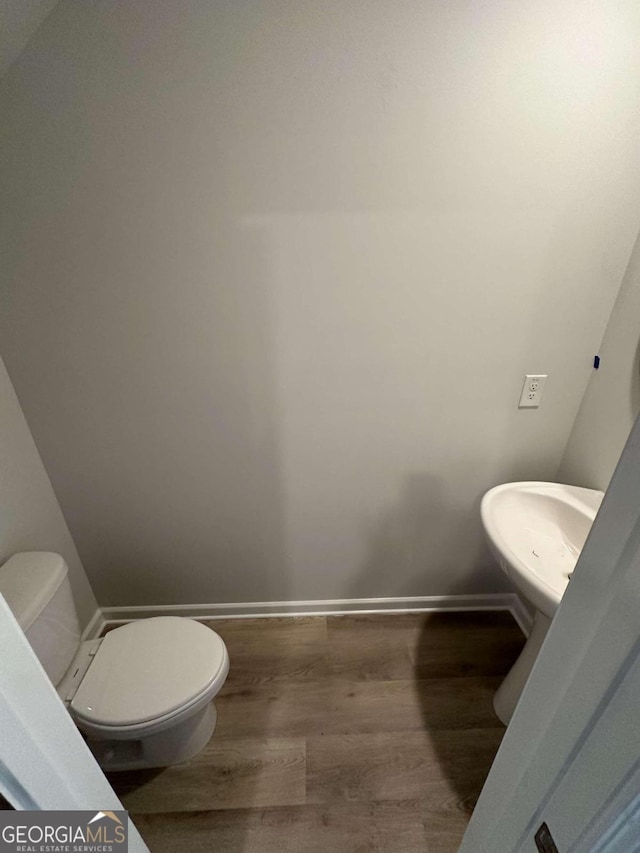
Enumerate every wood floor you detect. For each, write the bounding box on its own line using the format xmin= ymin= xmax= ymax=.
xmin=109 ymin=611 xmax=525 ymax=853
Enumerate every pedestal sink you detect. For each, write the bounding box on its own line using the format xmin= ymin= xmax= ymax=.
xmin=481 ymin=481 xmax=604 ymax=724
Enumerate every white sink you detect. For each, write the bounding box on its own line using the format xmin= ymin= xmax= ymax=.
xmin=480 ymin=481 xmax=603 ymax=724
xmin=481 ymin=481 xmax=603 ymax=618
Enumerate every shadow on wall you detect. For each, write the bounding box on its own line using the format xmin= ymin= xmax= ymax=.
xmin=349 ymin=472 xmax=504 ymax=601
xmin=58 ymin=216 xmax=292 ymax=608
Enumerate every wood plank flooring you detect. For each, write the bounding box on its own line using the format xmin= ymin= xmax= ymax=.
xmin=109 ymin=612 xmax=525 ymax=852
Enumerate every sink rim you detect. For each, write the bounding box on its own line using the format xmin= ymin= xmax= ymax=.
xmin=481 ymin=480 xmax=604 ymax=618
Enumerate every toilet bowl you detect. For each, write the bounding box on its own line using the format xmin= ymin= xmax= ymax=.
xmin=0 ymin=552 xmax=229 ymax=771
xmin=60 ymin=615 xmax=229 ymax=770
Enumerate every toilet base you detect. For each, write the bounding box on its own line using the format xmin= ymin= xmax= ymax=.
xmin=493 ymin=611 xmax=551 ymax=725
xmin=86 ymin=700 xmax=218 ymax=771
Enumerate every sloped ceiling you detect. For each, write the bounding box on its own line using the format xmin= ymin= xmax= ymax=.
xmin=0 ymin=0 xmax=59 ymax=77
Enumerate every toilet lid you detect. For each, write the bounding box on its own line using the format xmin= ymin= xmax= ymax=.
xmin=70 ymin=617 xmax=228 ymax=728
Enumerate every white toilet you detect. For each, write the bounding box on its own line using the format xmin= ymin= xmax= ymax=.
xmin=0 ymin=551 xmax=229 ymax=771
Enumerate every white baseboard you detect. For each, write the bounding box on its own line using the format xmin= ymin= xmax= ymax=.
xmin=97 ymin=592 xmax=529 ymax=636
xmin=509 ymin=594 xmax=534 ymax=637
xmin=81 ymin=607 xmax=106 ymax=641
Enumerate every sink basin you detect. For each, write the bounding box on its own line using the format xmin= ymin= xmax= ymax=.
xmin=481 ymin=481 xmax=603 ymax=618
xmin=481 ymin=481 xmax=604 ymax=725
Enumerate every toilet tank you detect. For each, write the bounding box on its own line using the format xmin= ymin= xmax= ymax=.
xmin=0 ymin=552 xmax=81 ymax=685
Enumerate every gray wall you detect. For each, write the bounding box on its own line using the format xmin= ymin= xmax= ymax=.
xmin=559 ymin=231 xmax=640 ymax=491
xmin=0 ymin=0 xmax=58 ymax=75
xmin=0 ymin=356 xmax=97 ymax=627
xmin=2 ymin=0 xmax=640 ymax=607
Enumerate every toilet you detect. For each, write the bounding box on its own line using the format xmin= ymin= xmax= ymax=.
xmin=0 ymin=551 xmax=229 ymax=771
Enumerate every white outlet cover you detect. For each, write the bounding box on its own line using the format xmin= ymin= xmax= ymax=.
xmin=519 ymin=374 xmax=547 ymax=408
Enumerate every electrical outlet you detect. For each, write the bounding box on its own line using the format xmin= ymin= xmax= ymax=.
xmin=519 ymin=374 xmax=547 ymax=408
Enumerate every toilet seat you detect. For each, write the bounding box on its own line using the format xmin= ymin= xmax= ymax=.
xmin=70 ymin=617 xmax=228 ymax=731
